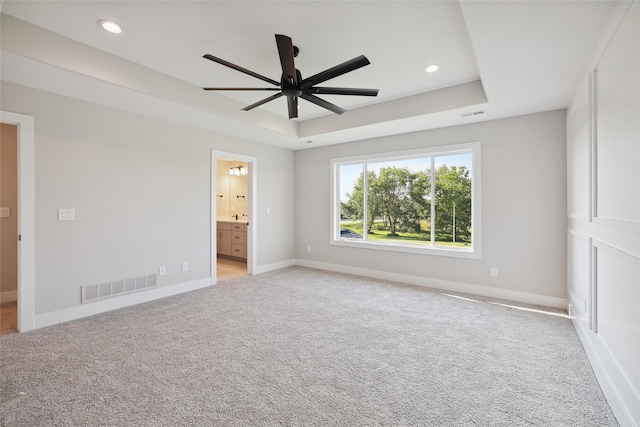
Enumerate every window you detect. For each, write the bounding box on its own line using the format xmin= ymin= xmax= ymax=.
xmin=330 ymin=142 xmax=481 ymax=259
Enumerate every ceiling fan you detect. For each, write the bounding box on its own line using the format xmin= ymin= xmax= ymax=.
xmin=202 ymin=34 xmax=379 ymax=119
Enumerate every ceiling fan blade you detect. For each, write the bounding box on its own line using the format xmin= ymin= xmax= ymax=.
xmin=287 ymin=96 xmax=298 ymax=119
xmin=275 ymin=34 xmax=298 ymax=86
xmin=300 ymin=93 xmax=345 ymax=115
xmin=299 ymin=55 xmax=371 ymax=89
xmin=202 ymin=87 xmax=281 ymax=91
xmin=303 ymin=87 xmax=379 ymax=96
xmin=203 ymin=54 xmax=281 ymax=87
xmin=242 ymin=92 xmax=284 ymax=111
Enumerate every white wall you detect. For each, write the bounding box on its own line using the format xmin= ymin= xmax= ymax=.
xmin=0 ymin=82 xmax=295 ymax=318
xmin=566 ymin=2 xmax=639 ymax=425
xmin=295 ymin=110 xmax=568 ymax=307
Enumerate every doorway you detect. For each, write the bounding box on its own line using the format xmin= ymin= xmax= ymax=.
xmin=1 ymin=123 xmax=18 ymax=334
xmin=0 ymin=110 xmax=35 ymax=333
xmin=211 ymin=150 xmax=256 ymax=284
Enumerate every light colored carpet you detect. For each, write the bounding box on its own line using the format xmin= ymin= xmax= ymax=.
xmin=0 ymin=267 xmax=617 ymax=426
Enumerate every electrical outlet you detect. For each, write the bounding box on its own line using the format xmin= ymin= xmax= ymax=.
xmin=159 ymin=266 xmax=167 ymax=276
xmin=307 ymin=246 xmax=311 ymax=253
xmin=181 ymin=262 xmax=189 ymax=272
xmin=267 ymin=208 xmax=271 ymax=215
xmin=490 ymin=267 xmax=498 ymax=277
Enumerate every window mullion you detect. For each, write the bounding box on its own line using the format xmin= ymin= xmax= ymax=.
xmin=363 ymin=162 xmax=368 ymax=241
xmin=335 ymin=163 xmax=341 ymax=241
xmin=430 ymin=157 xmax=435 ymax=247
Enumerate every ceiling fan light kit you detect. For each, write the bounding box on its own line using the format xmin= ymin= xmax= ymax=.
xmin=202 ymin=34 xmax=379 ymax=119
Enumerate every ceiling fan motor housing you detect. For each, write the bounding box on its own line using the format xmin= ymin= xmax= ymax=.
xmin=282 ymin=69 xmax=303 ymax=98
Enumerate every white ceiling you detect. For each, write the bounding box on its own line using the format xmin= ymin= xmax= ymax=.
xmin=0 ymin=1 xmax=619 ymax=150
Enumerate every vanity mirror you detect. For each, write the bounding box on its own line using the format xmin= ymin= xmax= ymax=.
xmin=216 ymin=159 xmax=248 ymax=221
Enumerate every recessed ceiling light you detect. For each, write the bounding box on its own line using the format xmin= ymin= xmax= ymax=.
xmin=425 ymin=64 xmax=439 ymax=73
xmin=98 ymin=19 xmax=123 ymax=34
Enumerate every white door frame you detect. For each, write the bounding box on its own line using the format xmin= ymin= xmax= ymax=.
xmin=211 ymin=150 xmax=257 ymax=283
xmin=1 ymin=110 xmax=35 ymax=332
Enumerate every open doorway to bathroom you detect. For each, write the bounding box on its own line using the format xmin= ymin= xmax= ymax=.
xmin=0 ymin=123 xmax=18 ymax=335
xmin=212 ymin=151 xmax=256 ymax=283
xmin=1 ymin=110 xmax=35 ymax=333
xmin=215 ymin=158 xmax=248 ymax=281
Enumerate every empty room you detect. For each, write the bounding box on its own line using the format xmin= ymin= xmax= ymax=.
xmin=1 ymin=1 xmax=638 ymax=426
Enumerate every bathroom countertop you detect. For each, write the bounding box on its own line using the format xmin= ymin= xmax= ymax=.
xmin=216 ymin=218 xmax=248 ymax=224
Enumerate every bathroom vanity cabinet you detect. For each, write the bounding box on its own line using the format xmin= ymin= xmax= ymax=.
xmin=217 ymin=221 xmax=247 ymax=259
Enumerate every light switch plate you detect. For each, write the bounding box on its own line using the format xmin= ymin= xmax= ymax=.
xmin=0 ymin=207 xmax=10 ymax=218
xmin=58 ymin=209 xmax=75 ymax=221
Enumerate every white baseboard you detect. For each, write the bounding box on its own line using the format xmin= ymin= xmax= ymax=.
xmin=570 ymin=296 xmax=638 ymax=427
xmin=34 ymin=277 xmax=213 ymax=330
xmin=253 ymin=258 xmax=296 ymax=275
xmin=295 ymin=259 xmax=568 ymax=309
xmin=31 ymin=261 xmax=568 ymax=330
xmin=0 ymin=289 xmax=18 ymax=303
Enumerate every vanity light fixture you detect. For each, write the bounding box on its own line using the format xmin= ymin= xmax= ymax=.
xmin=229 ymin=166 xmax=247 ymax=176
xmin=425 ymin=64 xmax=439 ymax=73
xmin=98 ymin=19 xmax=123 ymax=34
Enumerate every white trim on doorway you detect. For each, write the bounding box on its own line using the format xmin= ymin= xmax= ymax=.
xmin=211 ymin=150 xmax=257 ymax=283
xmin=1 ymin=110 xmax=35 ymax=332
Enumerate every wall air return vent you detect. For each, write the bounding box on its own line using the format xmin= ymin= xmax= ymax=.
xmin=82 ymin=274 xmax=157 ymax=303
xmin=124 ymin=278 xmax=136 ymax=293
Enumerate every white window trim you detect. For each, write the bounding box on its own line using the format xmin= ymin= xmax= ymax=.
xmin=330 ymin=142 xmax=481 ymax=260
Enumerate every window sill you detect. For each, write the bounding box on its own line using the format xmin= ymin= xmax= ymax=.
xmin=331 ymin=238 xmax=481 ymax=259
